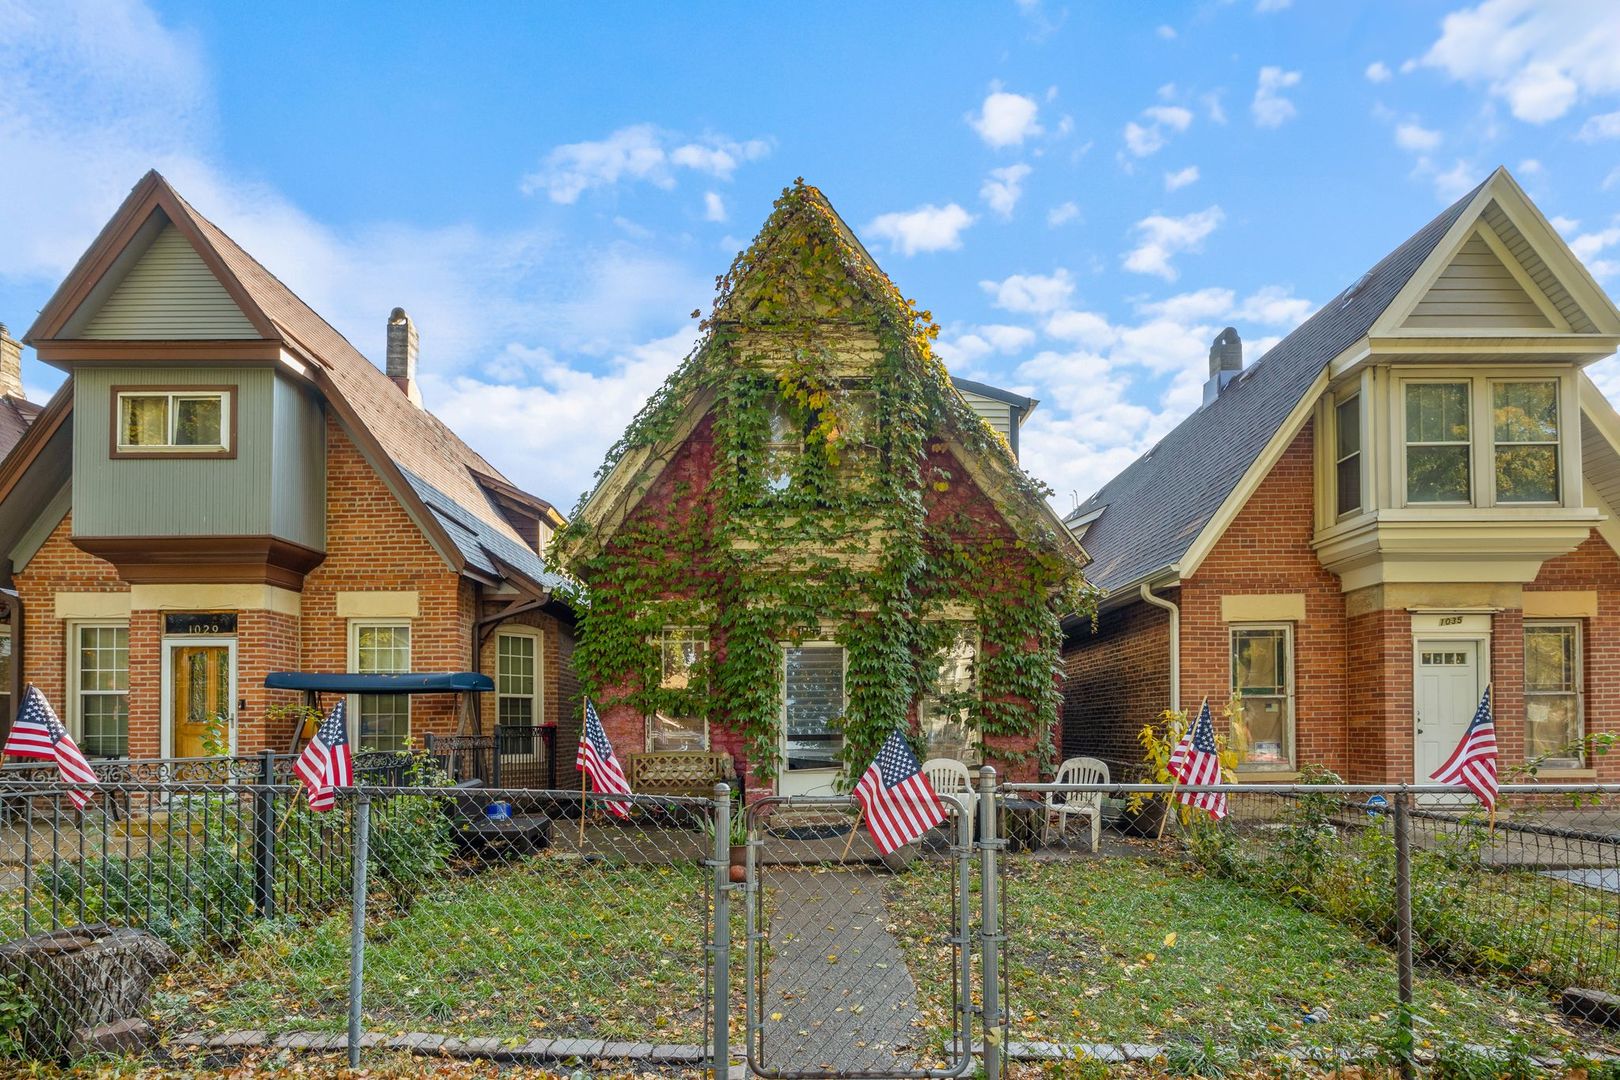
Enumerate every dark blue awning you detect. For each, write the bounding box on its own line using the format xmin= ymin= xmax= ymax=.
xmin=264 ymin=672 xmax=494 ymax=694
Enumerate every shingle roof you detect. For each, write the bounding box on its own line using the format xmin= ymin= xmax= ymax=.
xmin=0 ymin=395 xmax=42 ymax=462
xmin=1068 ymin=181 xmax=1484 ymax=595
xmin=400 ymin=467 xmax=568 ymax=591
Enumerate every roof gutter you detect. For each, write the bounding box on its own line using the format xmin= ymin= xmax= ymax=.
xmin=1138 ymin=580 xmax=1180 ymax=714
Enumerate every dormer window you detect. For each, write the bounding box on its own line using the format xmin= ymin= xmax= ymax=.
xmin=1492 ymin=380 xmax=1560 ymax=504
xmin=1397 ymin=375 xmax=1567 ymax=508
xmin=1404 ymin=381 xmax=1471 ymax=503
xmin=114 ymin=388 xmax=233 ymax=457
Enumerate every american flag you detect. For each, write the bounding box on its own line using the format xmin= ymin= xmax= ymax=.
xmin=577 ymin=699 xmax=631 ymax=819
xmin=293 ymin=700 xmax=353 ymax=812
xmin=3 ymin=685 xmax=97 ymax=810
xmin=1167 ymin=699 xmax=1227 ymax=820
xmin=1430 ymin=684 xmax=1498 ymax=808
xmin=854 ymin=729 xmax=945 ymax=855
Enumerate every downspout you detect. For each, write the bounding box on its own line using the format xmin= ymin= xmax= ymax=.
xmin=1139 ymin=581 xmax=1180 ymax=713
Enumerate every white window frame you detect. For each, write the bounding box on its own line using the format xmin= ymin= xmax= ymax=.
xmin=347 ymin=619 xmax=412 ymax=751
xmin=779 ymin=640 xmax=848 ymax=777
xmin=115 ymin=389 xmax=232 ymax=453
xmin=494 ymin=628 xmax=543 ymax=730
xmin=66 ymin=620 xmax=130 ymax=759
xmin=1488 ymin=377 xmax=1562 ymax=507
xmin=1229 ymin=622 xmax=1296 ymax=773
xmin=1400 ymin=377 xmax=1474 ymax=507
xmin=1524 ymin=619 xmax=1585 ymax=768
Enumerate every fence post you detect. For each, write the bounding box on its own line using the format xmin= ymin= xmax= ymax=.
xmin=348 ymin=791 xmax=370 ymax=1069
xmin=710 ymin=782 xmax=732 ymax=1079
xmin=492 ymin=725 xmax=503 ymax=789
xmin=1393 ymin=787 xmax=1415 ymax=1077
xmin=977 ymin=766 xmax=1003 ymax=1080
xmin=253 ymin=748 xmax=276 ymax=918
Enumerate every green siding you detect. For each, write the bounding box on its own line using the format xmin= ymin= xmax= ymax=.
xmin=270 ymin=373 xmax=326 ymax=549
xmin=80 ymin=225 xmax=258 ymax=340
xmin=72 ymin=365 xmax=324 ymax=543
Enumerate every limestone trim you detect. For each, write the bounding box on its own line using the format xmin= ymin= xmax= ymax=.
xmin=128 ymin=583 xmax=301 ymax=616
xmin=1521 ymin=590 xmax=1598 ymax=618
xmin=1220 ymin=594 xmax=1306 ymax=623
xmin=335 ymin=591 xmax=420 ymax=619
xmin=54 ymin=592 xmax=133 ymax=620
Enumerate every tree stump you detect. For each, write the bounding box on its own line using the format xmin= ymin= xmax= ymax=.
xmin=0 ymin=925 xmax=176 ymax=1058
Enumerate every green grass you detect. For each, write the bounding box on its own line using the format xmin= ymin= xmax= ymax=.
xmin=158 ymin=853 xmax=713 ymax=1043
xmin=884 ymin=854 xmax=1617 ymax=1061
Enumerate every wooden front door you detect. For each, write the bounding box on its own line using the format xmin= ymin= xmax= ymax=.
xmin=170 ymin=642 xmax=233 ymax=758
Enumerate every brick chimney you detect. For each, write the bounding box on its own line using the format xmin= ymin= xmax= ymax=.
xmin=0 ymin=323 xmax=22 ymax=400
xmin=1202 ymin=326 xmax=1242 ymax=405
xmin=386 ymin=307 xmax=422 ymax=407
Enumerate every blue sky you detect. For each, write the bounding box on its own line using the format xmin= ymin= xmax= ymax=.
xmin=5 ymin=0 xmax=1620 ymax=513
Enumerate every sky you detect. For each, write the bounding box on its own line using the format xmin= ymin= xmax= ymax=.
xmin=5 ymin=0 xmax=1620 ymax=516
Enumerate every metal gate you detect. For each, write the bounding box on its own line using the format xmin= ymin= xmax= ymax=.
xmin=742 ymin=794 xmax=976 ymax=1078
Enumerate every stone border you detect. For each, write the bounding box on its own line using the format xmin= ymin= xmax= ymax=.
xmin=172 ymin=1029 xmax=706 ymax=1065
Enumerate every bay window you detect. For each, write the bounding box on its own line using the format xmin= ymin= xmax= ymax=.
xmin=1404 ymin=381 xmax=1472 ymax=503
xmin=1492 ymin=380 xmax=1560 ymax=503
xmin=1230 ymin=625 xmax=1293 ymax=772
xmin=1524 ymin=621 xmax=1583 ymax=768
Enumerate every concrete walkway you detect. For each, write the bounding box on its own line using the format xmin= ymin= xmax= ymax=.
xmin=757 ymin=867 xmax=937 ymax=1075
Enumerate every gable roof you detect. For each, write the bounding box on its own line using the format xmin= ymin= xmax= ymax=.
xmin=566 ymin=180 xmax=1086 ymax=571
xmin=22 ymin=171 xmax=564 ymax=595
xmin=1069 ymin=179 xmax=1484 ymax=596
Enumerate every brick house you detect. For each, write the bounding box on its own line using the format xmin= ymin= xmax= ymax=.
xmin=1062 ymin=167 xmax=1620 ymax=787
xmin=558 ymin=182 xmax=1087 ymax=799
xmin=0 ymin=171 xmax=579 ymax=764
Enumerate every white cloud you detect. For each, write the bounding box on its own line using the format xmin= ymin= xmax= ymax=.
xmin=1430 ymin=159 xmax=1480 ymax=201
xmin=864 ymin=203 xmax=975 ymax=255
xmin=521 ymin=125 xmax=770 ymax=203
xmin=1422 ymin=0 xmax=1620 ymax=123
xmin=1395 ymin=121 xmax=1442 ymax=151
xmin=1578 ymin=110 xmax=1620 ymax=141
xmin=933 ymin=323 xmax=1038 ymax=371
xmin=1047 ymin=201 xmax=1081 ymax=227
xmin=967 ymin=88 xmax=1043 ymax=148
xmin=1550 ymin=214 xmax=1580 ymax=235
xmin=1164 ymin=165 xmax=1200 ymax=191
xmin=1122 ymin=207 xmax=1224 ymax=280
xmin=1201 ymin=91 xmax=1228 ymax=125
xmin=1570 ymin=220 xmax=1620 ymax=275
xmin=1044 ymin=310 xmax=1117 ymax=348
xmin=980 ymin=269 xmax=1076 ymax=314
xmin=1365 ymin=61 xmax=1393 ymax=83
xmin=703 ymin=191 xmax=726 ymax=222
xmin=1252 ymin=66 xmax=1303 ymax=127
xmin=1256 ymin=0 xmax=1291 ymax=11
xmin=1157 ymin=24 xmax=1177 ymax=40
xmin=980 ymin=163 xmax=1033 ymax=218
xmin=1605 ymin=166 xmax=1620 ymax=191
xmin=1123 ymin=104 xmax=1194 ymax=157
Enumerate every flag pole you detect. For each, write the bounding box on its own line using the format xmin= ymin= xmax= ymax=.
xmin=841 ymin=806 xmax=862 ymax=861
xmin=578 ymin=768 xmax=589 ymax=847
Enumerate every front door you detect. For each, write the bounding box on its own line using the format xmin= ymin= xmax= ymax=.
xmin=779 ymin=642 xmax=845 ymax=797
xmin=168 ymin=641 xmax=235 ymax=758
xmin=1414 ymin=639 xmax=1481 ymax=787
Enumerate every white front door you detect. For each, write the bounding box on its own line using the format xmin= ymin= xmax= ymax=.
xmin=1414 ymin=639 xmax=1481 ymax=786
xmin=778 ymin=642 xmax=846 ymax=797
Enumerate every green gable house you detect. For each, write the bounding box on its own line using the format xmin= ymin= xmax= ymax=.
xmin=556 ymin=181 xmax=1090 ymax=799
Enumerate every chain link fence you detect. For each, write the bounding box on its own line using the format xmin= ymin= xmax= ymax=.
xmin=4 ymin=769 xmax=1620 ymax=1076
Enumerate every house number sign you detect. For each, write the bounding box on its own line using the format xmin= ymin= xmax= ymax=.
xmin=1438 ymin=615 xmax=1464 ymax=626
xmin=165 ymin=613 xmax=237 ymax=635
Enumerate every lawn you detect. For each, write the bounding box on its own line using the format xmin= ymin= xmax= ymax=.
xmin=157 ymin=853 xmax=714 ymax=1044
xmin=883 ymin=852 xmax=1618 ymax=1061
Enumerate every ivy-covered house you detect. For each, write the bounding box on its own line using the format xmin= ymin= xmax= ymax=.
xmin=556 ymin=182 xmax=1089 ymax=799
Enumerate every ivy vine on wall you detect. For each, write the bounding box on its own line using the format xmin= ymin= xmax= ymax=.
xmin=554 ymin=180 xmax=1095 ymax=786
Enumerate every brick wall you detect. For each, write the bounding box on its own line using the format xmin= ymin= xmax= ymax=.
xmin=300 ymin=418 xmax=470 ymax=742
xmin=1060 ymin=598 xmax=1170 ymax=778
xmin=1525 ymin=532 xmax=1620 ymax=782
xmin=1179 ymin=422 xmax=1350 ymax=775
xmin=1345 ymin=606 xmax=1411 ymax=782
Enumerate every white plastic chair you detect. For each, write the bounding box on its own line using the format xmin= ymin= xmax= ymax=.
xmin=922 ymin=757 xmax=976 ymax=828
xmin=1045 ymin=756 xmax=1109 ymax=850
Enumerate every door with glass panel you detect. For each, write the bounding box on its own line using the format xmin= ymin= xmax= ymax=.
xmin=778 ymin=643 xmax=846 ymax=797
xmin=167 ymin=641 xmax=234 ymax=758
xmin=1414 ymin=640 xmax=1481 ymax=795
